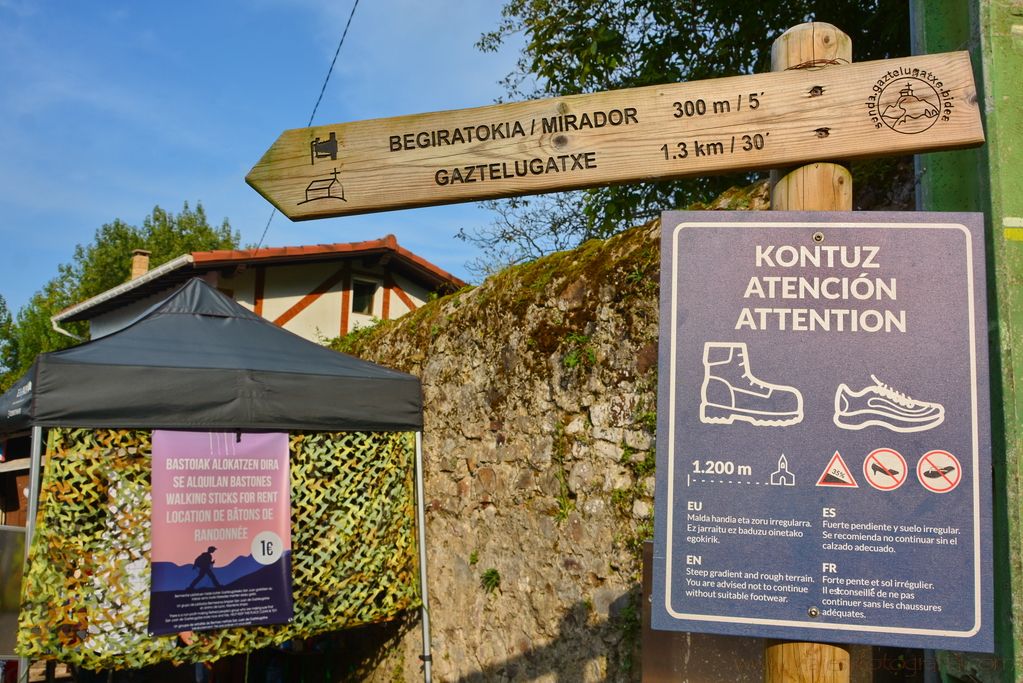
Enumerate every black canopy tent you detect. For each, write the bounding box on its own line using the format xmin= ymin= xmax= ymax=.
xmin=0 ymin=277 xmax=422 ymax=432
xmin=0 ymin=278 xmax=433 ymax=680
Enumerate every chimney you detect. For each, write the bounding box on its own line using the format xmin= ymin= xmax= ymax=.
xmin=131 ymin=249 xmax=151 ymax=280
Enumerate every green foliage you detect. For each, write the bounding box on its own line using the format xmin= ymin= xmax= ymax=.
xmin=5 ymin=202 xmax=238 ymax=384
xmin=483 ymin=1 xmax=907 ymax=100
xmin=625 ymin=519 xmax=654 ymax=557
xmin=4 ymin=276 xmax=82 ymax=391
xmin=71 ymin=203 xmax=236 ymax=300
xmin=551 ymin=422 xmax=576 ymax=521
xmin=610 ymin=488 xmax=633 ymax=516
xmin=480 ymin=568 xmax=501 ymax=593
xmin=611 ymin=445 xmax=656 ymax=524
xmin=464 ymin=0 xmax=911 ymax=270
xmin=635 ymin=409 xmax=657 ymax=433
xmin=607 ymin=408 xmax=658 ymax=522
xmin=0 ymin=295 xmax=16 ymax=390
xmin=325 ymin=318 xmax=386 ymax=357
xmin=625 ymin=447 xmax=656 ymax=480
xmin=612 ymin=590 xmax=643 ymax=672
xmin=469 ymin=550 xmax=479 ymax=566
xmin=457 ymin=193 xmax=595 ymax=278
xmin=561 ymin=331 xmax=596 ymax=369
xmin=554 ymin=484 xmax=575 ymax=521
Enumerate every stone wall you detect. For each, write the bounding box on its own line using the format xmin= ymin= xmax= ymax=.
xmin=339 ymin=183 xmax=769 ymax=681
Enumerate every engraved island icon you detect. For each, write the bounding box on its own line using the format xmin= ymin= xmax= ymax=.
xmin=879 ymin=79 xmax=940 ymax=134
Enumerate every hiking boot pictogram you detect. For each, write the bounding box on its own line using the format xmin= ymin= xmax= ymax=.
xmin=833 ymin=375 xmax=944 ymax=433
xmin=699 ymin=342 xmax=803 ymax=427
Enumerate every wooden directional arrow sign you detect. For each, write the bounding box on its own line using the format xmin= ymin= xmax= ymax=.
xmin=246 ymin=51 xmax=983 ymax=220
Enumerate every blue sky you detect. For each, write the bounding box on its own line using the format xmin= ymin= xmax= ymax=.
xmin=0 ymin=0 xmax=524 ymax=314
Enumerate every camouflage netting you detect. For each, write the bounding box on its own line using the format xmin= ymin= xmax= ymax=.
xmin=17 ymin=428 xmax=420 ymax=670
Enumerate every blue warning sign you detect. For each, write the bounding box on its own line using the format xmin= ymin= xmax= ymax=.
xmin=651 ymin=211 xmax=993 ymax=652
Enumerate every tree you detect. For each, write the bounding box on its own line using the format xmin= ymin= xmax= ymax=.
xmin=462 ymin=0 xmax=910 ymax=275
xmin=456 ymin=192 xmax=593 ymax=278
xmin=0 ymin=295 xmax=15 ymax=389
xmin=71 ymin=203 xmax=236 ymax=300
xmin=4 ymin=279 xmax=77 ymax=390
xmin=3 ymin=202 xmax=238 ymax=387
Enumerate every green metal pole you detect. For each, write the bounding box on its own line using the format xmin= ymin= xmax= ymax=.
xmin=911 ymin=0 xmax=985 ymax=214
xmin=912 ymin=1 xmax=1023 ymax=681
xmin=976 ymin=2 xmax=1023 ymax=680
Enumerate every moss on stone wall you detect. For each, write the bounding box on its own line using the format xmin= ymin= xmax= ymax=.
xmin=326 ymin=180 xmax=769 ymax=682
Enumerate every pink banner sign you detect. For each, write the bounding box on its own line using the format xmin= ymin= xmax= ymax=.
xmin=149 ymin=431 xmax=292 ymax=635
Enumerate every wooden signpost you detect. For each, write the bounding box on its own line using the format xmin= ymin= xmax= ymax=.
xmin=767 ymin=23 xmax=853 ymax=683
xmin=247 ymin=31 xmax=989 ymax=683
xmin=247 ymin=52 xmax=982 ymax=221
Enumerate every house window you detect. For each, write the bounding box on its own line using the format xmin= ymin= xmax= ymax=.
xmin=351 ymin=280 xmax=377 ymax=315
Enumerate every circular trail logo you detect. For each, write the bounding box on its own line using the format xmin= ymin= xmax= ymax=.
xmin=866 ymin=67 xmax=953 ymax=134
xmin=879 ymin=78 xmax=940 ymax=133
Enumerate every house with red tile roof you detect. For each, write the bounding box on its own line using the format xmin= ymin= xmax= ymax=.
xmin=52 ymin=235 xmax=466 ymax=342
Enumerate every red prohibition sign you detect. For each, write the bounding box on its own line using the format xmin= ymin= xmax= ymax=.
xmin=916 ymin=450 xmax=962 ymax=493
xmin=863 ymin=448 xmax=907 ymax=491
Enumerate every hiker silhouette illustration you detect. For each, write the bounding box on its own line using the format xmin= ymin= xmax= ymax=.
xmin=188 ymin=546 xmax=222 ymax=590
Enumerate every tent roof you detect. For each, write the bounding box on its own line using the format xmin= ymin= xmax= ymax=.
xmin=0 ymin=278 xmax=422 ymax=433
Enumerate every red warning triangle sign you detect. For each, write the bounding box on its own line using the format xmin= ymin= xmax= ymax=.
xmin=816 ymin=451 xmax=858 ymax=487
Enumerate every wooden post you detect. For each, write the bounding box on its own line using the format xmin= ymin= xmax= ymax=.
xmin=765 ymin=641 xmax=850 ymax=683
xmin=766 ymin=22 xmax=853 ymax=683
xmin=770 ymin=22 xmax=853 ymax=213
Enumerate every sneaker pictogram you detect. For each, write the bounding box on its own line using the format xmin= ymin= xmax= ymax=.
xmin=833 ymin=375 xmax=945 ymax=433
xmin=699 ymin=342 xmax=803 ymax=427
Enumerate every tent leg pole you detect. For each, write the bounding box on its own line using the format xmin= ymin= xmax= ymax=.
xmin=25 ymin=426 xmax=42 ymax=552
xmin=414 ymin=432 xmax=432 ymax=683
xmin=18 ymin=425 xmax=43 ymax=682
